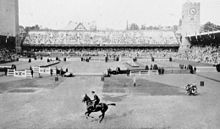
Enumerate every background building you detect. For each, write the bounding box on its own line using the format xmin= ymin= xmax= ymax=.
xmin=180 ymin=1 xmax=200 ymax=49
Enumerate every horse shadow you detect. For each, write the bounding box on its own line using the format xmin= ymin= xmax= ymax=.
xmin=88 ymin=109 xmax=134 ymax=123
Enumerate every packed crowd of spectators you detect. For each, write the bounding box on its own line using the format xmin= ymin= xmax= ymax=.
xmin=24 ymin=30 xmax=178 ymax=45
xmin=69 ymin=48 xmax=177 ymax=58
xmin=174 ymin=45 xmax=220 ymax=65
xmin=31 ymin=45 xmax=220 ymax=65
xmin=32 ymin=48 xmax=177 ymax=59
xmin=0 ymin=48 xmax=17 ymax=62
xmin=22 ymin=30 xmax=219 ymax=65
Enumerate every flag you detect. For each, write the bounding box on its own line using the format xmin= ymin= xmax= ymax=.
xmin=189 ymin=36 xmax=191 ymax=41
xmin=5 ymin=33 xmax=10 ymax=43
xmin=195 ymin=33 xmax=198 ymax=41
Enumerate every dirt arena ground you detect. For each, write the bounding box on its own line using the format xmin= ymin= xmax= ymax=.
xmin=0 ymin=58 xmax=220 ymax=129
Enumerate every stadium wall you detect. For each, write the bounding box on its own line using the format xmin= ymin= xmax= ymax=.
xmin=0 ymin=0 xmax=19 ymax=50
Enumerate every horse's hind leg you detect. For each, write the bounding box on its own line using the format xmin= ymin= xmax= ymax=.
xmin=99 ymin=112 xmax=105 ymax=123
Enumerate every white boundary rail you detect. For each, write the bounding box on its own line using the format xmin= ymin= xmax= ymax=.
xmin=130 ymin=70 xmax=158 ymax=76
xmin=7 ymin=69 xmax=15 ymax=76
xmin=7 ymin=67 xmax=51 ymax=77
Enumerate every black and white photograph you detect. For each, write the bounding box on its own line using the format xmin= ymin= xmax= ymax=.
xmin=0 ymin=0 xmax=220 ymax=128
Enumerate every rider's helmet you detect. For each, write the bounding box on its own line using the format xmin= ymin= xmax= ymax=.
xmin=91 ymin=91 xmax=95 ymax=94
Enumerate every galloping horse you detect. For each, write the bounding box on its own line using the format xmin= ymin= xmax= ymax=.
xmin=82 ymin=94 xmax=116 ymax=123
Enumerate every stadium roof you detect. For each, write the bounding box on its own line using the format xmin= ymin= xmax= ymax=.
xmin=186 ymin=30 xmax=220 ymax=46
xmin=186 ymin=30 xmax=220 ymax=37
xmin=22 ymin=44 xmax=180 ymax=48
xmin=74 ymin=23 xmax=87 ymax=31
xmin=63 ymin=21 xmax=96 ymax=31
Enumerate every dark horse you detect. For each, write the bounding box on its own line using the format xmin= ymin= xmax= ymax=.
xmin=82 ymin=94 xmax=116 ymax=123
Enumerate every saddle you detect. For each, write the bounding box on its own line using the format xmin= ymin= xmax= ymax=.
xmin=89 ymin=103 xmax=101 ymax=110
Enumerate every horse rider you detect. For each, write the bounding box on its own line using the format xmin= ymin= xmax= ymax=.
xmin=185 ymin=83 xmax=197 ymax=95
xmin=91 ymin=91 xmax=100 ymax=109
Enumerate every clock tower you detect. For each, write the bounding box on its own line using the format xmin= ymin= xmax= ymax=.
xmin=180 ymin=1 xmax=200 ymax=49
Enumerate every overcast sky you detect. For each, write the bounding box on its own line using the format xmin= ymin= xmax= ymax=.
xmin=19 ymin=0 xmax=220 ymax=30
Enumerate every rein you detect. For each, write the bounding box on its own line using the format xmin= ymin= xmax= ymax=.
xmin=83 ymin=95 xmax=93 ymax=107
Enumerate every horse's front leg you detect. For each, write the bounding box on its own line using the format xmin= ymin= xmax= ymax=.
xmin=87 ymin=112 xmax=94 ymax=118
xmin=85 ymin=111 xmax=89 ymax=119
xmin=85 ymin=111 xmax=88 ymax=115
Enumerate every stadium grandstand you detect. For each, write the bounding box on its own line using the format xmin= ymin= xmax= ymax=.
xmin=182 ymin=30 xmax=220 ymax=65
xmin=21 ymin=24 xmax=220 ymax=66
xmin=21 ymin=20 xmax=180 ymax=60
xmin=23 ymin=30 xmax=179 ymax=46
xmin=21 ymin=27 xmax=180 ymax=60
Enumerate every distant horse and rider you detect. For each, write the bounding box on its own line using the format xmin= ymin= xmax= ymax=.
xmin=185 ymin=83 xmax=198 ymax=96
xmin=82 ymin=91 xmax=116 ymax=123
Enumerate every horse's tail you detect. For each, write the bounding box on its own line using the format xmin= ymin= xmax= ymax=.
xmin=107 ymin=103 xmax=116 ymax=106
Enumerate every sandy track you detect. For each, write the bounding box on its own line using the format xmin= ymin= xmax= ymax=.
xmin=0 ymin=60 xmax=220 ymax=129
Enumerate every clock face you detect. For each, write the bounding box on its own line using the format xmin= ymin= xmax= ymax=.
xmin=189 ymin=8 xmax=197 ymax=15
